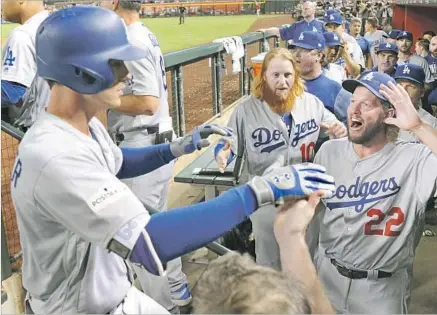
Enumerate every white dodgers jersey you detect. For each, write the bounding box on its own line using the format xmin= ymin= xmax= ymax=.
xmin=107 ymin=22 xmax=170 ymax=134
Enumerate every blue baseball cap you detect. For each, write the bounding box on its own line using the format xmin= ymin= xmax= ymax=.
xmin=397 ymin=30 xmax=413 ymax=41
xmin=384 ymin=29 xmax=401 ymax=39
xmin=394 ymin=63 xmax=425 ymax=86
xmin=376 ymin=42 xmax=398 ymax=54
xmin=428 ymin=89 xmax=437 ymax=105
xmin=325 ymin=11 xmax=343 ymax=25
xmin=291 ymin=31 xmax=326 ymax=50
xmin=323 ymin=32 xmax=342 ymax=47
xmin=342 ymin=71 xmax=396 ymax=101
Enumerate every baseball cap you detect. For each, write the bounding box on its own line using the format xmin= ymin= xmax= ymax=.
xmin=376 ymin=42 xmax=399 ymax=54
xmin=394 ymin=64 xmax=425 ymax=86
xmin=323 ymin=32 xmax=342 ymax=47
xmin=397 ymin=31 xmax=413 ymax=41
xmin=325 ymin=11 xmax=343 ymax=25
xmin=342 ymin=71 xmax=396 ymax=101
xmin=427 ymin=89 xmax=437 ymax=105
xmin=291 ymin=31 xmax=326 ymax=50
xmin=384 ymin=29 xmax=401 ymax=39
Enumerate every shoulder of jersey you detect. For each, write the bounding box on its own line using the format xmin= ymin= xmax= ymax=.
xmin=7 ymin=26 xmax=33 ymax=42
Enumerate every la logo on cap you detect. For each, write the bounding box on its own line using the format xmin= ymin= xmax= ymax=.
xmin=330 ymin=14 xmax=334 ymax=20
xmin=334 ymin=34 xmax=338 ymax=40
xmin=403 ymin=31 xmax=407 ymax=36
xmin=313 ymin=26 xmax=317 ymax=32
xmin=386 ymin=43 xmax=391 ymax=47
xmin=299 ymin=33 xmax=304 ymax=40
xmin=403 ymin=65 xmax=410 ymax=74
xmin=362 ymin=72 xmax=374 ymax=81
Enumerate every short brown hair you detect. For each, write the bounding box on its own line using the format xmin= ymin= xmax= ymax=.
xmin=366 ymin=17 xmax=379 ymax=28
xmin=192 ymin=252 xmax=311 ymax=314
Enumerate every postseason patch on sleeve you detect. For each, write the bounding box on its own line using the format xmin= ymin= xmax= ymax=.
xmin=86 ymin=181 xmax=131 ymax=213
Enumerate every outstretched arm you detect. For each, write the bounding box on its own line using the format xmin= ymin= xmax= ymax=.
xmin=380 ymin=81 xmax=437 ymax=156
xmin=274 ymin=192 xmax=334 ymax=314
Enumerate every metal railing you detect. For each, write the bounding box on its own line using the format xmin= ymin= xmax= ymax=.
xmin=164 ymin=31 xmax=280 ymax=136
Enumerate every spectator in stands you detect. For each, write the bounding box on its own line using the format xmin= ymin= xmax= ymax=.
xmin=324 ymin=11 xmax=364 ymax=77
xmin=364 ymin=17 xmax=388 ymax=68
xmin=290 ymin=31 xmax=342 ymax=114
xmin=426 ymin=36 xmax=437 ymax=82
xmin=192 ymin=193 xmax=334 ymax=314
xmin=397 ymin=31 xmax=435 ymax=90
xmin=422 ymin=30 xmax=436 ymax=42
xmin=258 ymin=1 xmax=325 ymax=44
xmin=415 ymin=38 xmax=430 ymax=58
xmin=322 ymin=32 xmax=347 ymax=84
xmin=349 ymin=17 xmax=372 ymax=69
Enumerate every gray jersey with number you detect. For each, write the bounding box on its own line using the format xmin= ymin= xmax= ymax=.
xmin=11 ymin=112 xmax=152 ymax=314
xmin=107 ymin=22 xmax=170 ymax=134
xmin=313 ymin=138 xmax=437 ymax=273
xmin=226 ymin=93 xmax=341 ymax=182
xmin=398 ymin=108 xmax=437 ymax=143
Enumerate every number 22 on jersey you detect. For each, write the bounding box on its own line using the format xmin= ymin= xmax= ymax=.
xmin=364 ymin=207 xmax=405 ymax=236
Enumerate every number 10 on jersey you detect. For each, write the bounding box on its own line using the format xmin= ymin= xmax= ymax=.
xmin=300 ymin=142 xmax=316 ymax=162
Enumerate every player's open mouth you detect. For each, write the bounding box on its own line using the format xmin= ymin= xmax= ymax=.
xmin=350 ymin=118 xmax=363 ymax=129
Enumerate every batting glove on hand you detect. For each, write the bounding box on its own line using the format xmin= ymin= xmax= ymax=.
xmin=170 ymin=124 xmax=234 ymax=158
xmin=248 ymin=163 xmax=335 ymax=207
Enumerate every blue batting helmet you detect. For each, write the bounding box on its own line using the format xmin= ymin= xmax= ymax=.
xmin=36 ymin=6 xmax=147 ymax=94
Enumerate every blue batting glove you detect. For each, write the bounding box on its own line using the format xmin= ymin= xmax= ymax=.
xmin=170 ymin=124 xmax=234 ymax=158
xmin=248 ymin=163 xmax=335 ymax=207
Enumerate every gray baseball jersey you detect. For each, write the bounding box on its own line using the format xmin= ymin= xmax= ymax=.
xmin=11 ymin=112 xmax=156 ymax=313
xmin=107 ymin=22 xmax=170 ymax=134
xmin=398 ymin=108 xmax=437 ymax=143
xmin=1 ymin=10 xmax=50 ymax=127
xmin=226 ymin=93 xmax=341 ymax=182
xmin=364 ymin=30 xmax=388 ymax=66
xmin=313 ymin=138 xmax=437 ymax=273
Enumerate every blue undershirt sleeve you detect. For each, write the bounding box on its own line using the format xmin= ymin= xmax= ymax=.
xmin=1 ymin=80 xmax=26 ymax=108
xmin=130 ymin=185 xmax=258 ymax=269
xmin=116 ymin=144 xmax=176 ymax=179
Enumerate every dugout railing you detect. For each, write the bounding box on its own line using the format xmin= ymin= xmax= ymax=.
xmin=1 ymin=31 xmax=282 ymax=287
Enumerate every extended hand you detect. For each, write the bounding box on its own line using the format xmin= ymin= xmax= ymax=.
xmin=274 ymin=191 xmax=325 ymax=240
xmin=248 ymin=163 xmax=335 ymax=207
xmin=170 ymin=124 xmax=234 ymax=158
xmin=215 ymin=140 xmax=232 ymax=173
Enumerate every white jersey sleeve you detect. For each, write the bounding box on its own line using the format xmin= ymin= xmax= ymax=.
xmin=1 ymin=29 xmax=36 ymax=87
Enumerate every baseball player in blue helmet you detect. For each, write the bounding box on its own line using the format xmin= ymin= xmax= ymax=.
xmin=11 ymin=6 xmax=336 ymax=314
xmin=307 ymin=71 xmax=437 ymax=313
